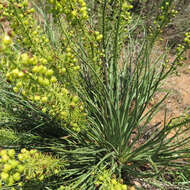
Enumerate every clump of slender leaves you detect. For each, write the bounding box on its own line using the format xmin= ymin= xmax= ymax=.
xmin=0 ymin=0 xmax=190 ymax=189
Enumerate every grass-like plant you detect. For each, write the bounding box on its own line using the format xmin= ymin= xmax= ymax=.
xmin=0 ymin=0 xmax=190 ymax=189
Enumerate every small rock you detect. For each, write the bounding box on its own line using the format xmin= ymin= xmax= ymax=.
xmin=133 ymin=180 xmax=142 ymax=189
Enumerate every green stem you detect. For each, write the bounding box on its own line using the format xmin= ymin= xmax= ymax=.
xmin=102 ymin=0 xmax=108 ymax=86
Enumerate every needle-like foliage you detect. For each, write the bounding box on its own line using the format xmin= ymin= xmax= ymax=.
xmin=0 ymin=0 xmax=190 ymax=189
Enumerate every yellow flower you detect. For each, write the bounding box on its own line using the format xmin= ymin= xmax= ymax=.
xmin=111 ymin=179 xmax=117 ymax=185
xmin=10 ymin=160 xmax=19 ymax=168
xmin=34 ymin=95 xmax=40 ymax=101
xmin=3 ymin=164 xmax=12 ymax=172
xmin=2 ymin=155 xmax=9 ymax=162
xmin=42 ymin=107 xmax=47 ymax=113
xmin=39 ymin=175 xmax=44 ymax=181
xmin=2 ymin=34 xmax=12 ymax=46
xmin=8 ymin=149 xmax=15 ymax=157
xmin=18 ymin=182 xmax=23 ymax=186
xmin=13 ymin=172 xmax=21 ymax=181
xmin=50 ymin=76 xmax=57 ymax=83
xmin=16 ymin=81 xmax=22 ymax=88
xmin=8 ymin=176 xmax=15 ymax=186
xmin=121 ymin=185 xmax=128 ymax=190
xmin=21 ymin=53 xmax=29 ymax=64
xmin=13 ymin=87 xmax=19 ymax=93
xmin=46 ymin=69 xmax=54 ymax=77
xmin=1 ymin=172 xmax=9 ymax=180
xmin=32 ymin=65 xmax=41 ymax=73
xmin=41 ymin=96 xmax=48 ymax=104
xmin=0 ymin=149 xmax=7 ymax=156
xmin=17 ymin=165 xmax=25 ymax=173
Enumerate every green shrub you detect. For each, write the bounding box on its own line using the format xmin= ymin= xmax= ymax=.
xmin=0 ymin=0 xmax=190 ymax=189
xmin=0 ymin=0 xmax=86 ymax=132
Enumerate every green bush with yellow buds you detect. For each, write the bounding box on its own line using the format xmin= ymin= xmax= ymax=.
xmin=0 ymin=0 xmax=134 ymax=133
xmin=149 ymin=0 xmax=178 ymax=41
xmin=0 ymin=0 xmax=88 ymax=132
xmin=0 ymin=0 xmax=190 ymax=189
xmin=47 ymin=0 xmax=88 ymax=23
xmin=0 ymin=148 xmax=64 ymax=189
xmin=94 ymin=169 xmax=128 ymax=190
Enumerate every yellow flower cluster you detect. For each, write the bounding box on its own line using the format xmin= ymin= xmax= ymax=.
xmin=168 ymin=114 xmax=190 ymax=128
xmin=160 ymin=0 xmax=178 ymax=20
xmin=0 ymin=148 xmax=63 ymax=189
xmin=0 ymin=38 xmax=86 ymax=131
xmin=0 ymin=34 xmax=13 ymax=51
xmin=121 ymin=2 xmax=133 ymax=23
xmin=151 ymin=1 xmax=178 ymax=37
xmin=47 ymin=0 xmax=106 ymax=76
xmin=47 ymin=0 xmax=88 ymax=24
xmin=94 ymin=170 xmax=128 ymax=190
xmin=0 ymin=0 xmax=87 ymax=132
xmin=168 ymin=32 xmax=190 ymax=70
xmin=0 ymin=0 xmax=43 ymax=51
xmin=184 ymin=32 xmax=190 ymax=46
xmin=0 ymin=149 xmax=22 ymax=188
xmin=175 ymin=44 xmax=185 ymax=67
xmin=58 ymin=185 xmax=82 ymax=190
xmin=18 ymin=148 xmax=62 ymax=181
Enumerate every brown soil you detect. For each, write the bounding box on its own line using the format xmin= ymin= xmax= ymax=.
xmin=148 ymin=45 xmax=190 ymax=128
xmin=150 ymin=65 xmax=190 ymax=124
